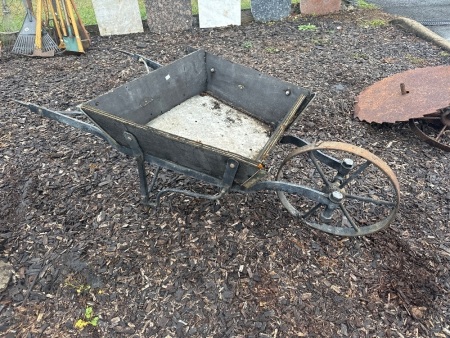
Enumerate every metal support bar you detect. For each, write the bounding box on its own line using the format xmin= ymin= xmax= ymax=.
xmin=16 ymin=101 xmax=132 ymax=156
xmin=148 ymin=166 xmax=161 ymax=194
xmin=122 ymin=131 xmax=240 ymax=207
xmin=112 ymin=49 xmax=163 ymax=71
xmin=234 ymin=180 xmax=330 ymax=205
xmin=123 ymin=132 xmax=150 ymax=204
xmin=152 ymin=159 xmax=239 ymax=208
xmin=280 ymin=135 xmax=343 ymax=171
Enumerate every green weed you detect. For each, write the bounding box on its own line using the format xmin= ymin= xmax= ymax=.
xmin=298 ymin=23 xmax=317 ymax=31
xmin=362 ymin=19 xmax=387 ymax=28
xmin=265 ymin=46 xmax=280 ymax=53
xmin=352 ymin=52 xmax=369 ymax=60
xmin=242 ymin=41 xmax=253 ymax=49
xmin=74 ymin=306 xmax=99 ymax=330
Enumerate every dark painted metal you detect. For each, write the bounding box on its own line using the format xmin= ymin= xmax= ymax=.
xmin=17 ymin=49 xmax=401 ymax=237
xmin=123 ymin=132 xmax=150 ymax=204
xmin=113 ymin=48 xmax=163 ymax=70
xmin=234 ymin=180 xmax=330 ymax=205
xmin=81 ymin=49 xmax=315 ymax=185
xmin=83 ymin=50 xmax=207 ymax=125
xmin=205 ymin=53 xmax=313 ymax=127
xmin=280 ymin=135 xmax=345 ymax=172
xmin=151 ymin=159 xmax=240 ymax=207
xmin=15 ymin=101 xmax=130 ymax=155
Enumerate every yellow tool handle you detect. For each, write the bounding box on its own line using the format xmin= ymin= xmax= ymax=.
xmin=35 ymin=0 xmax=43 ymax=49
xmin=46 ymin=0 xmax=64 ymax=48
xmin=55 ymin=0 xmax=68 ymax=37
xmin=70 ymin=0 xmax=90 ymax=43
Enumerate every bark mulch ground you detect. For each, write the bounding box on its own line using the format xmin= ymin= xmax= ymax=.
xmin=0 ymin=5 xmax=449 ymax=338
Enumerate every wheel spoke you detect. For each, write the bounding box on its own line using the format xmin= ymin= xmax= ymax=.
xmin=339 ymin=204 xmax=360 ymax=232
xmin=309 ymin=152 xmax=331 ymax=188
xmin=302 ymin=203 xmax=321 ymax=219
xmin=339 ymin=160 xmax=371 ymax=189
xmin=345 ymin=193 xmax=396 ymax=206
xmin=276 ymin=141 xmax=400 ymax=236
xmin=435 ymin=125 xmax=448 ymax=141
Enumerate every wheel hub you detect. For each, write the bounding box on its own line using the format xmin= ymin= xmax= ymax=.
xmin=329 ymin=190 xmax=344 ymax=203
xmin=441 ymin=109 xmax=450 ymax=127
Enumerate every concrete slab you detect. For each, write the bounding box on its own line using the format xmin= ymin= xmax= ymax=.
xmin=147 ymin=95 xmax=271 ymax=159
xmin=92 ymin=0 xmax=143 ymax=36
xmin=198 ymin=0 xmax=241 ymax=28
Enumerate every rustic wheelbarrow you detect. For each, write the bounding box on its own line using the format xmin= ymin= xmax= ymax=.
xmin=18 ymin=49 xmax=400 ymax=237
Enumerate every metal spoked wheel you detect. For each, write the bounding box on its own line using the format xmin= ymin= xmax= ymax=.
xmin=276 ymin=141 xmax=400 ymax=237
xmin=409 ymin=108 xmax=450 ymax=152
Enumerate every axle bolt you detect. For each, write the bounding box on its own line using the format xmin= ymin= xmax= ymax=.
xmin=330 ymin=191 xmax=343 ymax=203
xmin=342 ymin=158 xmax=354 ymax=169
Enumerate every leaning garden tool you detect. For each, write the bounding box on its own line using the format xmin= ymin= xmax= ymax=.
xmin=70 ymin=0 xmax=90 ymax=50
xmin=12 ymin=0 xmax=37 ymax=55
xmin=50 ymin=0 xmax=69 ymax=49
xmin=46 ymin=0 xmax=66 ymax=49
xmin=61 ymin=0 xmax=84 ymax=53
xmin=12 ymin=0 xmax=59 ymax=56
xmin=33 ymin=0 xmax=60 ymax=56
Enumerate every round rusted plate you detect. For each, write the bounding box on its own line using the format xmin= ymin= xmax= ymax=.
xmin=354 ymin=65 xmax=450 ymax=124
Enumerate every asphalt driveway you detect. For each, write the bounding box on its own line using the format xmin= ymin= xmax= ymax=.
xmin=367 ymin=0 xmax=450 ymax=41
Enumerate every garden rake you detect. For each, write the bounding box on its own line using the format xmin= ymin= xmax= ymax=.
xmin=12 ymin=0 xmax=59 ymax=56
xmin=33 ymin=0 xmax=59 ymax=56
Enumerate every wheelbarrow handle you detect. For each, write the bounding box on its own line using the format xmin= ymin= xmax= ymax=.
xmin=112 ymin=49 xmax=163 ymax=71
xmin=15 ymin=100 xmax=130 ymax=156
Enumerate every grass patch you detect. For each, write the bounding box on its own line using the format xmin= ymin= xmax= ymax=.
xmin=361 ymin=19 xmax=387 ymax=28
xmin=298 ymin=23 xmax=317 ymax=31
xmin=356 ymin=0 xmax=378 ymax=9
xmin=405 ymin=54 xmax=426 ymax=65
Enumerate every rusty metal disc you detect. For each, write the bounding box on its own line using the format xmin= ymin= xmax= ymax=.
xmin=354 ymin=65 xmax=450 ymax=124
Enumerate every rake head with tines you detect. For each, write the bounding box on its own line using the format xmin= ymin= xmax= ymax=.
xmin=12 ymin=9 xmax=36 ymax=55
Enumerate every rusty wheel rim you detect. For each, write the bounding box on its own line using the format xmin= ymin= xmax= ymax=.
xmin=409 ymin=108 xmax=450 ymax=152
xmin=276 ymin=142 xmax=400 ymax=237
